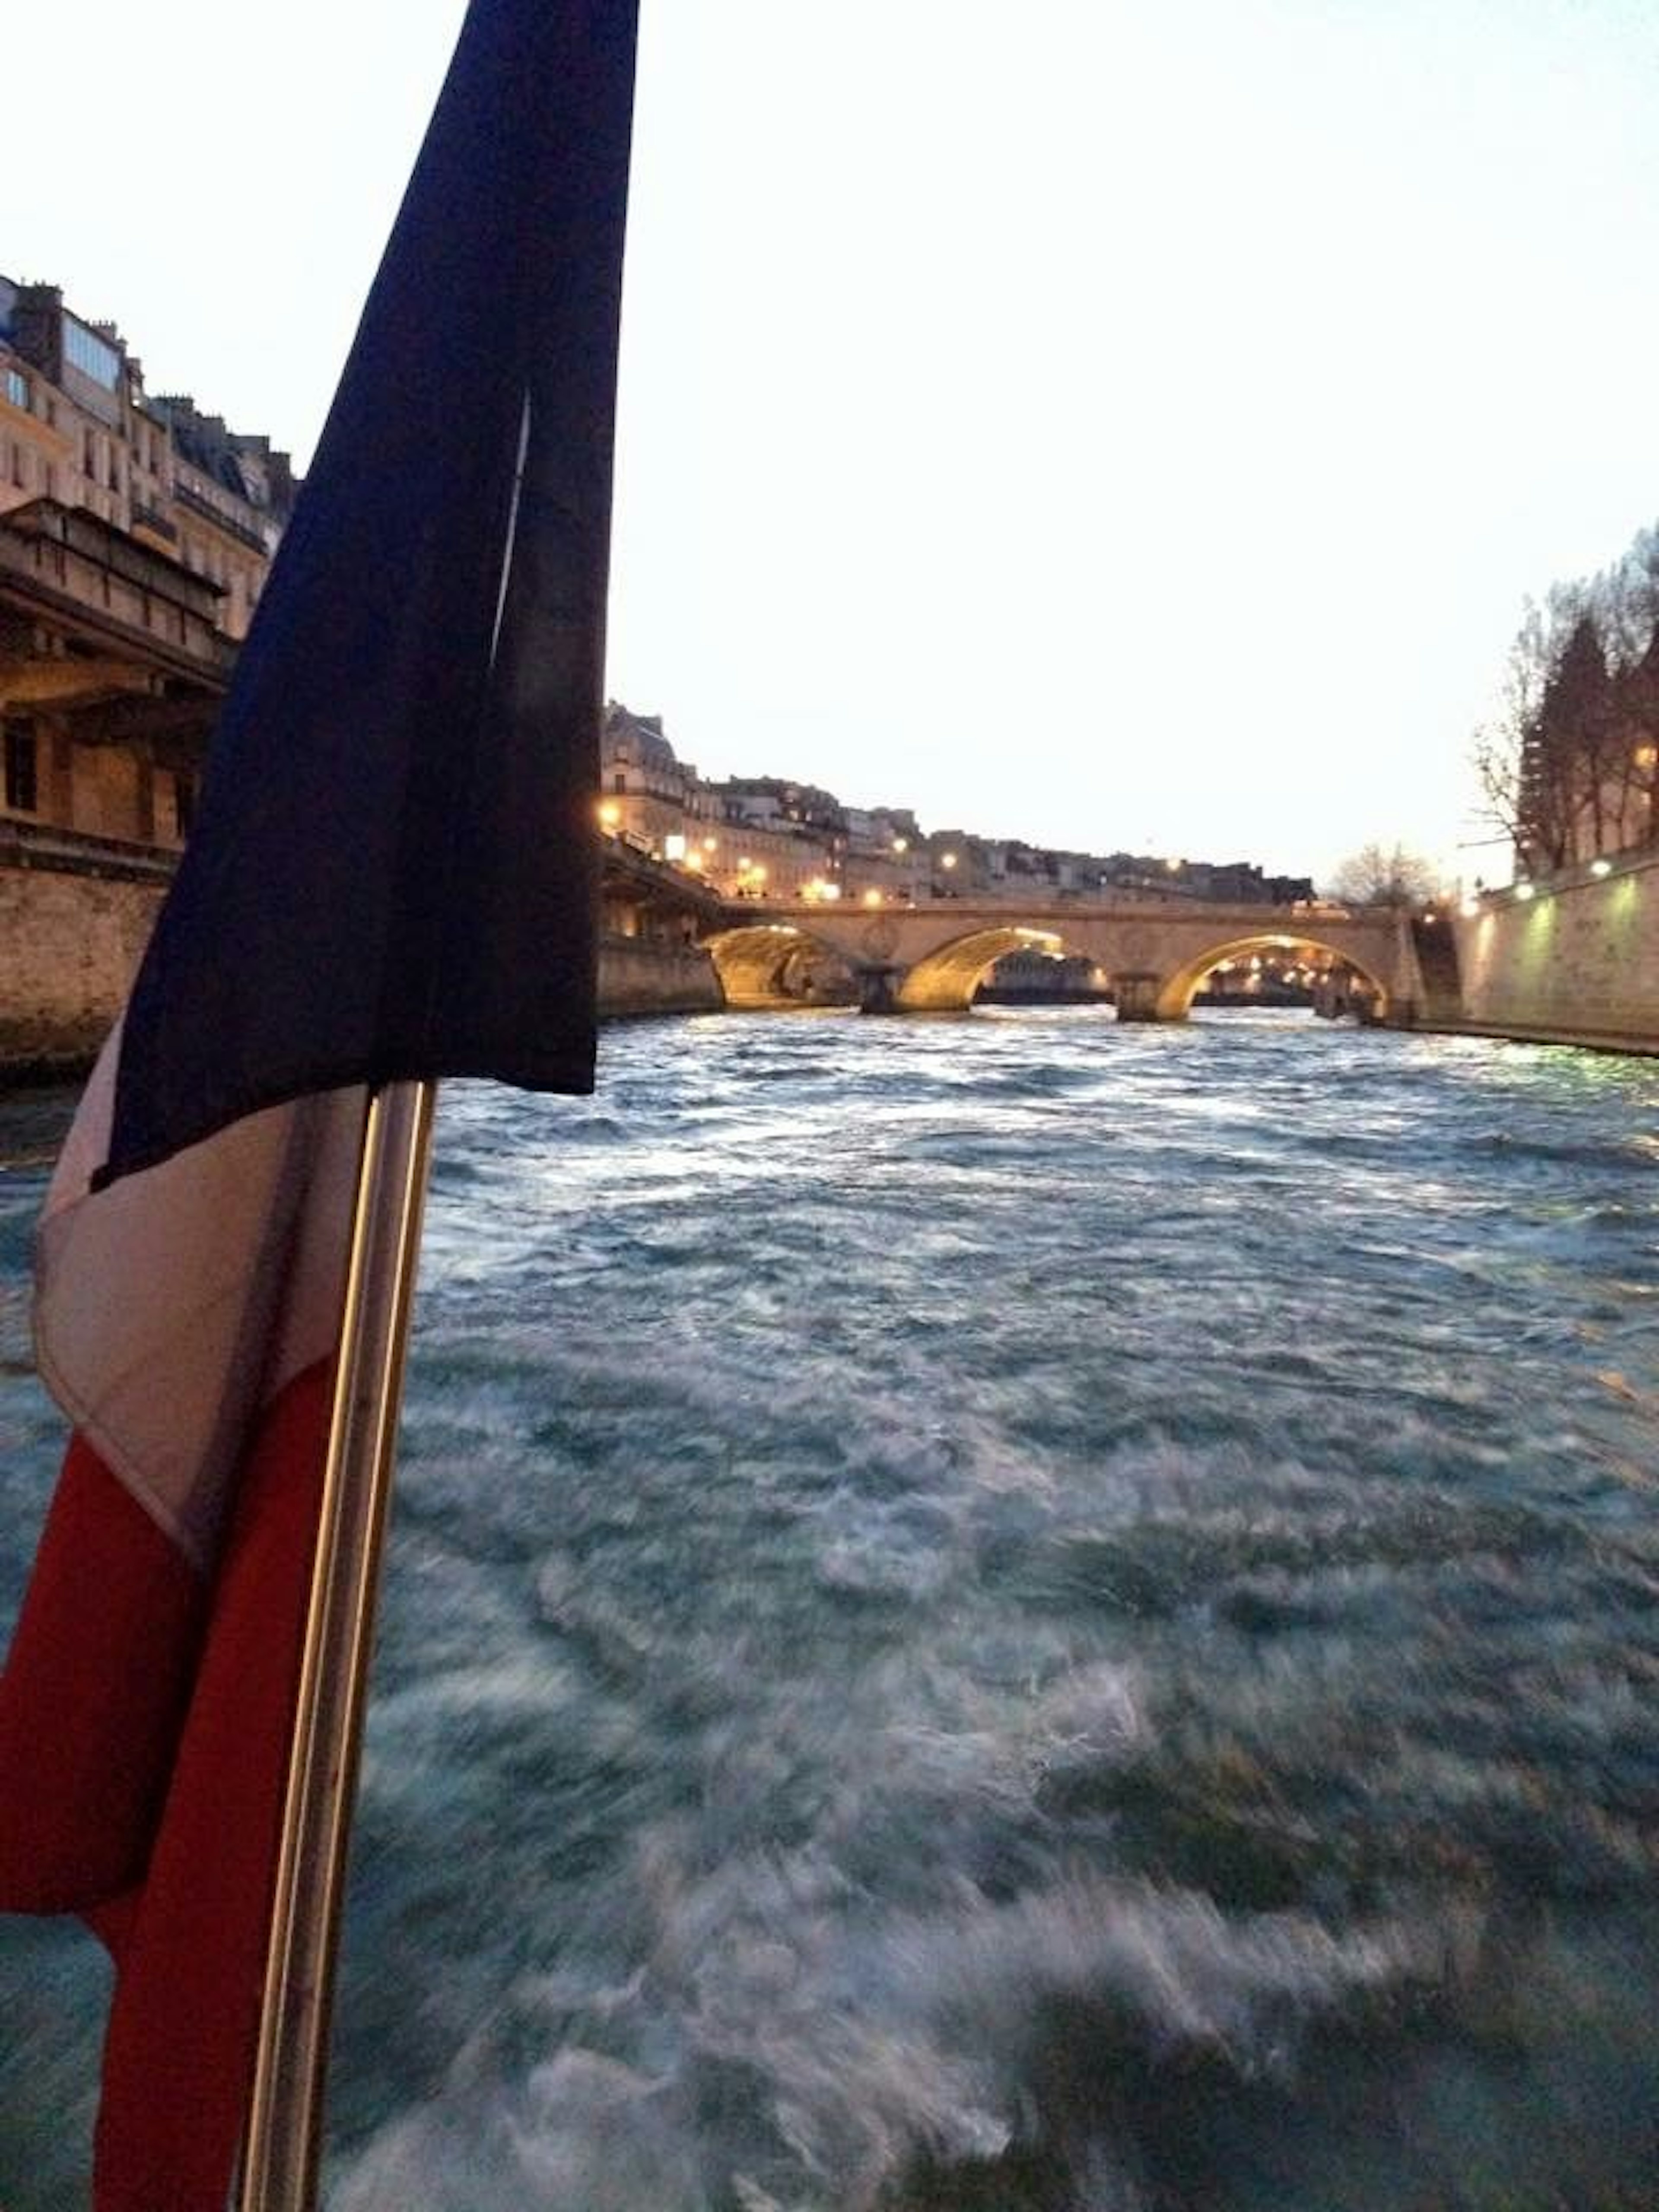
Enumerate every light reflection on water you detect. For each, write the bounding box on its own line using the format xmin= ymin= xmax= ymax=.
xmin=2 ymin=1009 xmax=1659 ymax=2209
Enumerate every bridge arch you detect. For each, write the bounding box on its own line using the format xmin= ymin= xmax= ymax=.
xmin=1154 ymin=931 xmax=1391 ymax=1020
xmin=896 ymin=925 xmax=1081 ymax=1011
xmin=703 ymin=922 xmax=858 ymax=1007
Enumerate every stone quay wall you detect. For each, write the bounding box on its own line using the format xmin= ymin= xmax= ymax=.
xmin=0 ymin=866 xmax=728 ymax=1087
xmin=1448 ymin=850 xmax=1659 ymax=1055
xmin=598 ymin=934 xmax=725 ymax=1019
xmin=0 ymin=861 xmax=167 ymax=1078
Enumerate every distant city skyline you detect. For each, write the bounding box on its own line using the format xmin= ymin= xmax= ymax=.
xmin=9 ymin=0 xmax=1659 ymax=885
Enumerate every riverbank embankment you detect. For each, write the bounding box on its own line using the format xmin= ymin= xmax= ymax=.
xmin=1 ymin=845 xmax=727 ymax=1085
xmin=1441 ymin=847 xmax=1659 ymax=1057
xmin=0 ymin=839 xmax=169 ymax=1081
xmin=599 ymin=934 xmax=723 ymax=1019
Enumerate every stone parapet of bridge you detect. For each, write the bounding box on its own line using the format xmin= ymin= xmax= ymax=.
xmin=704 ymin=895 xmax=1428 ymax=1024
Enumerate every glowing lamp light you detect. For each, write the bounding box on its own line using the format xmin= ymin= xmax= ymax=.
xmin=820 ymin=881 xmax=842 ymax=901
xmin=1514 ymin=881 xmax=1537 ymax=902
xmin=862 ymin=888 xmax=884 ymax=906
xmin=892 ymin=837 xmax=909 ymax=855
xmin=663 ymin=833 xmax=686 ymax=861
xmin=1460 ymin=896 xmax=1480 ymax=917
xmin=597 ymin=800 xmax=621 ymax=830
xmin=1591 ymin=858 xmax=1612 ymax=877
xmin=940 ymin=852 xmax=958 ymax=871
xmin=703 ymin=835 xmax=719 ymax=853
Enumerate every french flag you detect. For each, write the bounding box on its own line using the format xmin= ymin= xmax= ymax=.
xmin=0 ymin=4 xmax=637 ymax=2205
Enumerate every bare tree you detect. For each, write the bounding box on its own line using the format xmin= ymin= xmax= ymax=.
xmin=1327 ymin=843 xmax=1443 ymax=906
xmin=1471 ymin=596 xmax=1551 ymax=851
xmin=1474 ymin=520 xmax=1659 ymax=872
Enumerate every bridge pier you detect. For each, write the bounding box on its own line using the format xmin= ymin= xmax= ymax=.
xmin=857 ymin=965 xmax=903 ymax=1015
xmin=1112 ymin=972 xmax=1170 ymax=1023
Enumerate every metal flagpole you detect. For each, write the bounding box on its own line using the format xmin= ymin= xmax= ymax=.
xmin=238 ymin=1077 xmax=439 ymax=2212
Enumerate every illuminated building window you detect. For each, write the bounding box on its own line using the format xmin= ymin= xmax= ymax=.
xmin=4 ymin=725 xmax=39 ymax=814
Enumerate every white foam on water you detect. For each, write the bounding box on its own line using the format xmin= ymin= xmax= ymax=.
xmin=328 ymin=1862 xmax=1452 ymax=2212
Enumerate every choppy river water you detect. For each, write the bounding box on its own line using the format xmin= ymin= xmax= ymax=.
xmin=3 ymin=1008 xmax=1659 ymax=2210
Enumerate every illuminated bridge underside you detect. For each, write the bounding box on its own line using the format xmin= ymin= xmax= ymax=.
xmin=896 ymin=927 xmax=1073 ymax=1011
xmin=703 ymin=925 xmax=849 ymax=1007
xmin=703 ymin=901 xmax=1418 ymax=1022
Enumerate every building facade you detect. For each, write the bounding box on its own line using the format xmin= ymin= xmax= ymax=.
xmin=1 ymin=274 xmax=296 ymax=1067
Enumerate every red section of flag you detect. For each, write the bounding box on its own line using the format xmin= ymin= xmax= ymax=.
xmin=0 ymin=1362 xmax=331 ymax=2210
xmin=0 ymin=1438 xmax=204 ymax=1913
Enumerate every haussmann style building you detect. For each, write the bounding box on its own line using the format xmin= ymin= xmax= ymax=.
xmin=0 ymin=276 xmax=296 ymax=1072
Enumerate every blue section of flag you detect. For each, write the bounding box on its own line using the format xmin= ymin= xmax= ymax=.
xmin=103 ymin=0 xmax=638 ymax=1186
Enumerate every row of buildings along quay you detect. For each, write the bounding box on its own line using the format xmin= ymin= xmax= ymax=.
xmin=601 ymin=703 xmax=1314 ymax=912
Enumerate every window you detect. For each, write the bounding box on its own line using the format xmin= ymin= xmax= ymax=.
xmin=64 ymin=318 xmax=121 ymax=390
xmin=3 ymin=724 xmax=38 ymax=814
xmin=3 ymin=367 xmax=27 ymax=410
xmin=171 ymin=771 xmax=196 ymax=839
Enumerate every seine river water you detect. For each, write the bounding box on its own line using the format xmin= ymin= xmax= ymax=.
xmin=3 ymin=1008 xmax=1659 ymax=2210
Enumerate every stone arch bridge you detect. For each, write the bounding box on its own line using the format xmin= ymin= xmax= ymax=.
xmin=704 ymin=896 xmax=1432 ymax=1023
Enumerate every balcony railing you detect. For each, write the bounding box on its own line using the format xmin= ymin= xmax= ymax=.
xmin=173 ymin=480 xmax=272 ymax=558
xmin=129 ymin=499 xmax=178 ymax=544
xmin=0 ymin=813 xmax=179 ymax=883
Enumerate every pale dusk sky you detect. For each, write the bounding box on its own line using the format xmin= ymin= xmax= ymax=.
xmin=6 ymin=0 xmax=1659 ymax=884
